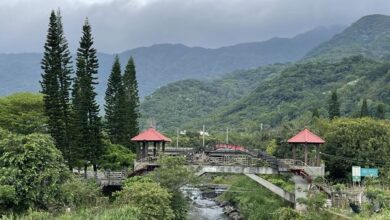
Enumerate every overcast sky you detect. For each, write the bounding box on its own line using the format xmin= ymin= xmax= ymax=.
xmin=1 ymin=0 xmax=390 ymax=53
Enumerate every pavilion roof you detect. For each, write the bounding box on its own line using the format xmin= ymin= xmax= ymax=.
xmin=131 ymin=127 xmax=172 ymax=142
xmin=287 ymin=128 xmax=325 ymax=144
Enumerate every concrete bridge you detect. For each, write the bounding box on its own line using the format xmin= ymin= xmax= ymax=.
xmin=190 ymin=157 xmax=324 ymax=210
xmin=98 ymin=147 xmax=326 ymax=211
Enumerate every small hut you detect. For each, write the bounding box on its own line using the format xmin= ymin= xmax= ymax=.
xmin=287 ymin=128 xmax=325 ymax=166
xmin=131 ymin=127 xmax=172 ymax=160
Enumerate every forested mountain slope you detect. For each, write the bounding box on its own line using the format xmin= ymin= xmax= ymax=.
xmin=190 ymin=56 xmax=390 ymax=131
xmin=140 ymin=64 xmax=287 ymax=131
xmin=140 ymin=14 xmax=390 ymax=132
xmin=305 ymin=14 xmax=390 ymax=60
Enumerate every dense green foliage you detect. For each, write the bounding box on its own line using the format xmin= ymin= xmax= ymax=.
xmin=149 ymin=156 xmax=197 ymax=191
xmin=144 ymin=55 xmax=390 ymax=135
xmin=199 ymin=56 xmax=390 ymax=130
xmin=215 ymin=175 xmax=291 ymax=220
xmin=0 ymin=93 xmax=47 ymax=134
xmin=122 ymin=57 xmax=140 ymax=150
xmin=0 ymin=130 xmax=69 ymax=213
xmin=99 ymin=140 xmax=135 ymax=170
xmin=305 ymin=14 xmax=390 ymax=61
xmin=260 ymin=174 xmax=295 ymax=193
xmin=71 ymin=19 xmax=104 ymax=171
xmin=140 ymin=14 xmax=390 ymax=133
xmin=2 ymin=205 xmax=140 ymax=220
xmin=115 ymin=176 xmax=174 ymax=220
xmin=320 ymin=118 xmax=390 ymax=180
xmin=148 ymin=156 xmax=198 ymax=220
xmin=40 ymin=10 xmax=73 ymax=165
xmin=141 ymin=64 xmax=286 ymax=131
xmin=104 ymin=56 xmax=128 ymax=146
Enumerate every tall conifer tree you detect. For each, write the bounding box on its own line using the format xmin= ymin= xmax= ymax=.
xmin=40 ymin=10 xmax=72 ymax=167
xmin=376 ymin=104 xmax=385 ymax=119
xmin=328 ymin=90 xmax=340 ymax=119
xmin=360 ymin=99 xmax=369 ymax=117
xmin=123 ymin=57 xmax=140 ymax=150
xmin=72 ymin=19 xmax=103 ymax=176
xmin=104 ymin=56 xmax=128 ymax=145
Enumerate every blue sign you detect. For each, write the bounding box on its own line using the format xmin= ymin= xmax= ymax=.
xmin=360 ymin=168 xmax=378 ymax=177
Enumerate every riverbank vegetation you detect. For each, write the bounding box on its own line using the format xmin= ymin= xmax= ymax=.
xmin=210 ymin=174 xmax=292 ymax=219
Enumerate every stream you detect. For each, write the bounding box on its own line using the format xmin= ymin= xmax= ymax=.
xmin=182 ymin=186 xmax=229 ymax=220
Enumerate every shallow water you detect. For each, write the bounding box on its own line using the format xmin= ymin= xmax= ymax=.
xmin=182 ymin=186 xmax=228 ymax=220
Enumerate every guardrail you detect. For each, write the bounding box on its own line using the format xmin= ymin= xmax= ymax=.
xmin=188 ymin=154 xmax=270 ymax=167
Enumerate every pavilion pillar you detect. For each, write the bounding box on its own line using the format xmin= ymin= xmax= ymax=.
xmin=153 ymin=142 xmax=157 ymax=157
xmin=292 ymin=144 xmax=296 ymax=161
xmin=304 ymin=144 xmax=308 ymax=165
xmin=162 ymin=142 xmax=166 ymax=153
xmin=145 ymin=143 xmax=149 ymax=158
xmin=142 ymin=142 xmax=146 ymax=159
xmin=136 ymin=142 xmax=141 ymax=160
xmin=316 ymin=144 xmax=320 ymax=166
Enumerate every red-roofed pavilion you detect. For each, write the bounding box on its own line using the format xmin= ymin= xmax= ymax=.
xmin=288 ymin=128 xmax=325 ymax=166
xmin=131 ymin=127 xmax=172 ymax=159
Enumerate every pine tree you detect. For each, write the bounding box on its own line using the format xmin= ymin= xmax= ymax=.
xmin=72 ymin=19 xmax=103 ymax=177
xmin=376 ymin=104 xmax=385 ymax=119
xmin=104 ymin=56 xmax=128 ymax=145
xmin=328 ymin=90 xmax=340 ymax=120
xmin=123 ymin=57 xmax=140 ymax=150
xmin=360 ymin=99 xmax=369 ymax=117
xmin=40 ymin=10 xmax=72 ymax=167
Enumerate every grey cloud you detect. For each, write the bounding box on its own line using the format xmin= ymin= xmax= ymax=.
xmin=1 ymin=0 xmax=390 ymax=53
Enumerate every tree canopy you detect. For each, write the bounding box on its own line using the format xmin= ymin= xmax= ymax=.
xmin=0 ymin=93 xmax=47 ymax=135
xmin=0 ymin=130 xmax=70 ymax=213
xmin=321 ymin=118 xmax=390 ymax=180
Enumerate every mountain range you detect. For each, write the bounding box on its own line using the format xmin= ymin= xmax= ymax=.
xmin=140 ymin=14 xmax=390 ymax=132
xmin=0 ymin=25 xmax=343 ymax=99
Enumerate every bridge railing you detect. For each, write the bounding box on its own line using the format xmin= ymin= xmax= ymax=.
xmin=278 ymin=159 xmax=306 ymax=168
xmin=278 ymin=159 xmax=325 ymax=177
xmin=99 ymin=170 xmax=127 ymax=186
xmin=188 ymin=154 xmax=271 ymax=167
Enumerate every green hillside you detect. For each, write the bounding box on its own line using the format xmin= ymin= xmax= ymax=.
xmin=193 ymin=56 xmax=389 ymax=131
xmin=140 ymin=64 xmax=287 ymax=131
xmin=141 ymin=56 xmax=390 ymax=132
xmin=305 ymin=14 xmax=390 ymax=60
xmin=140 ymin=15 xmax=390 ymax=133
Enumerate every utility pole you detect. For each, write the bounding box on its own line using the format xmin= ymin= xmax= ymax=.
xmin=202 ymin=125 xmax=205 ymax=147
xmin=226 ymin=127 xmax=229 ymax=144
xmin=176 ymin=128 xmax=179 ymax=149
